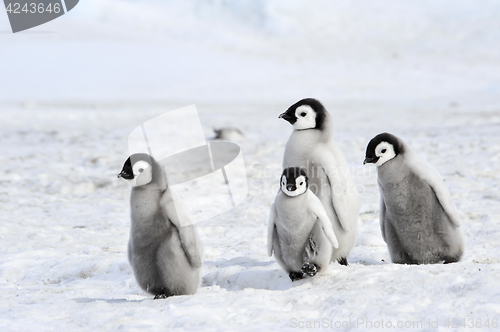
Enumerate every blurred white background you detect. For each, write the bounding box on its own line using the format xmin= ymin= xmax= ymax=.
xmin=1 ymin=0 xmax=499 ymax=107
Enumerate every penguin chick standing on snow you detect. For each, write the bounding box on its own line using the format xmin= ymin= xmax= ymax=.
xmin=118 ymin=153 xmax=202 ymax=298
xmin=279 ymin=98 xmax=359 ymax=266
xmin=364 ymin=133 xmax=464 ymax=264
xmin=268 ymin=167 xmax=339 ymax=281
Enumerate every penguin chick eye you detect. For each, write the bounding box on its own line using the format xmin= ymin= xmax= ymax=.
xmin=381 ymin=149 xmax=387 ymax=153
xmin=300 ymin=182 xmax=304 ymax=186
xmin=132 ymin=161 xmax=150 ymax=175
xmin=300 ymin=112 xmax=307 ymax=117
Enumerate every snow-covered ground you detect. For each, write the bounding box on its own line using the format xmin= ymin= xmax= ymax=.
xmin=1 ymin=1 xmax=500 ymax=331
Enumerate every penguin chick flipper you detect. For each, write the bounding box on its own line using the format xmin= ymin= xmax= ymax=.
xmin=267 ymin=204 xmax=277 ymax=256
xmin=161 ymin=188 xmax=202 ymax=268
xmin=408 ymin=155 xmax=461 ymax=228
xmin=379 ymin=196 xmax=387 ymax=242
xmin=307 ymin=190 xmax=339 ymax=249
xmin=318 ymin=157 xmax=352 ymax=232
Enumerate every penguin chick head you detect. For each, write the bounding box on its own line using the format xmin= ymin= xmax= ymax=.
xmin=364 ymin=133 xmax=404 ymax=167
xmin=280 ymin=167 xmax=308 ymax=197
xmin=118 ymin=153 xmax=154 ymax=187
xmin=279 ymin=98 xmax=327 ymax=131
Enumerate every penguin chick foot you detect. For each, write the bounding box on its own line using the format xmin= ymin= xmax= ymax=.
xmin=338 ymin=257 xmax=349 ymax=266
xmin=289 ymin=271 xmax=307 ymax=282
xmin=301 ymin=262 xmax=319 ymax=277
xmin=153 ymin=294 xmax=169 ymax=300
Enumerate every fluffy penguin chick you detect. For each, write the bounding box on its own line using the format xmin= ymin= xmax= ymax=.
xmin=268 ymin=167 xmax=339 ymax=281
xmin=364 ymin=133 xmax=464 ymax=264
xmin=118 ymin=153 xmax=202 ymax=298
xmin=280 ymin=98 xmax=359 ymax=265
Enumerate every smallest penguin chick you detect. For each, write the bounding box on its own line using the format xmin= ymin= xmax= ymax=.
xmin=268 ymin=167 xmax=339 ymax=281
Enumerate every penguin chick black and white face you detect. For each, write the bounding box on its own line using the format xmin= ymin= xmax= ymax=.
xmin=118 ymin=154 xmax=153 ymax=187
xmin=280 ymin=167 xmax=308 ymax=197
xmin=290 ymin=105 xmax=316 ymax=130
xmin=278 ymin=98 xmax=327 ymax=131
xmin=371 ymin=142 xmax=396 ymax=166
xmin=364 ymin=133 xmax=403 ymax=167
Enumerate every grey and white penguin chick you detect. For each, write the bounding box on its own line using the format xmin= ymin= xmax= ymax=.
xmin=268 ymin=167 xmax=339 ymax=281
xmin=279 ymin=98 xmax=359 ymax=266
xmin=118 ymin=153 xmax=202 ymax=298
xmin=364 ymin=133 xmax=464 ymax=264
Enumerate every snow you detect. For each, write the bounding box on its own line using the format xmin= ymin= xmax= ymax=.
xmin=1 ymin=1 xmax=500 ymax=331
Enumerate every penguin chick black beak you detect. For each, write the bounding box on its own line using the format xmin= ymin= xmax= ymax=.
xmin=117 ymin=171 xmax=134 ymax=179
xmin=286 ymin=184 xmax=296 ymax=191
xmin=279 ymin=111 xmax=295 ymax=124
xmin=363 ymin=157 xmax=379 ymax=165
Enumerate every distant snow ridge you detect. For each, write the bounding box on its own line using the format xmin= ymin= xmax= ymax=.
xmin=74 ymin=0 xmax=500 ymax=62
xmin=76 ymin=0 xmax=280 ymax=37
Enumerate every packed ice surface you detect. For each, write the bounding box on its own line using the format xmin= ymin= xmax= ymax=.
xmin=1 ymin=1 xmax=500 ymax=331
xmin=1 ymin=104 xmax=499 ymax=331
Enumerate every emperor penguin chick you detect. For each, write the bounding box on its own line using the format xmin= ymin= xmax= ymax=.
xmin=118 ymin=153 xmax=202 ymax=298
xmin=268 ymin=167 xmax=339 ymax=281
xmin=364 ymin=133 xmax=464 ymax=264
xmin=280 ymin=98 xmax=359 ymax=265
